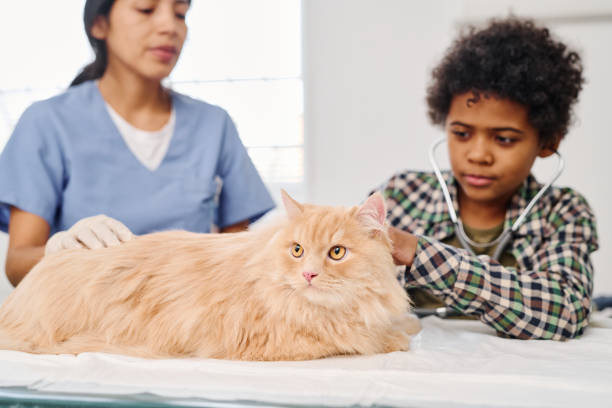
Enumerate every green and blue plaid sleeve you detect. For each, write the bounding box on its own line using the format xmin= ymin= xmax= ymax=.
xmin=407 ymin=210 xmax=596 ymax=340
xmin=375 ymin=170 xmax=598 ymax=340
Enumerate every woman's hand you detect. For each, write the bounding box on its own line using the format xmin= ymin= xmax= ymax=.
xmin=45 ymin=215 xmax=134 ymax=255
xmin=387 ymin=226 xmax=419 ymax=267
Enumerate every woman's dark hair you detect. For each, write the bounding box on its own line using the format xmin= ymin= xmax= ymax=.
xmin=426 ymin=17 xmax=584 ymax=147
xmin=70 ymin=0 xmax=115 ymax=87
xmin=70 ymin=0 xmax=191 ymax=87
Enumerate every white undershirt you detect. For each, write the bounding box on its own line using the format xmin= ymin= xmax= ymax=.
xmin=105 ymin=102 xmax=175 ymax=171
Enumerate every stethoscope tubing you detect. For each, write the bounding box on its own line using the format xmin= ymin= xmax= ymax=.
xmin=428 ymin=136 xmax=565 ymax=260
xmin=412 ymin=137 xmax=564 ymax=319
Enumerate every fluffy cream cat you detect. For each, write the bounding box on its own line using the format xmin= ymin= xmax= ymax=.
xmin=0 ymin=192 xmax=419 ymax=360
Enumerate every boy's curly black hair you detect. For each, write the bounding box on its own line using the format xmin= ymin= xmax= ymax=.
xmin=426 ymin=18 xmax=584 ymax=148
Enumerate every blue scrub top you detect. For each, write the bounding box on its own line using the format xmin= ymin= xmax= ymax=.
xmin=0 ymin=81 xmax=275 ymax=235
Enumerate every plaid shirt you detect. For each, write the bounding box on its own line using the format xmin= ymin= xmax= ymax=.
xmin=377 ymin=170 xmax=599 ymax=340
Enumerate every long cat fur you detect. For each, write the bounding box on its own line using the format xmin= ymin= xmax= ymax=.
xmin=0 ymin=192 xmax=419 ymax=360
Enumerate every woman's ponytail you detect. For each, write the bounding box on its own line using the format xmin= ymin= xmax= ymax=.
xmin=70 ymin=0 xmax=114 ymax=87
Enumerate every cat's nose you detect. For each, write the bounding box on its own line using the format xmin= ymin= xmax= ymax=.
xmin=302 ymin=271 xmax=318 ymax=283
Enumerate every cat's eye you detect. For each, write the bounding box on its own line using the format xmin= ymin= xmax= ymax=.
xmin=291 ymin=243 xmax=304 ymax=258
xmin=328 ymin=246 xmax=347 ymax=261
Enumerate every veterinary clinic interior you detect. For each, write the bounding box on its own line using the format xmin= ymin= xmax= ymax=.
xmin=0 ymin=0 xmax=611 ymax=407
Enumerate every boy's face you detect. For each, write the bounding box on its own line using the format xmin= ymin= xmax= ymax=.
xmin=445 ymin=92 xmax=554 ymax=207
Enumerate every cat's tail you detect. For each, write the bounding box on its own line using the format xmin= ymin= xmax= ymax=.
xmin=40 ymin=335 xmax=161 ymax=358
xmin=0 ymin=327 xmax=33 ymax=353
xmin=0 ymin=329 xmax=161 ymax=358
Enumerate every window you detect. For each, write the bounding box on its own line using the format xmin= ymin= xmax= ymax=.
xmin=0 ymin=0 xmax=303 ymax=202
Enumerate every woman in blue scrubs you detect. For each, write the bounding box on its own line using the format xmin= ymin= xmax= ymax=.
xmin=0 ymin=0 xmax=275 ymax=286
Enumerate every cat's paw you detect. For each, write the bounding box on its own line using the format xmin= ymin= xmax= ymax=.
xmin=399 ymin=313 xmax=421 ymax=335
xmin=392 ymin=313 xmax=421 ymax=336
xmin=381 ymin=314 xmax=421 ymax=353
xmin=381 ymin=329 xmax=412 ymax=353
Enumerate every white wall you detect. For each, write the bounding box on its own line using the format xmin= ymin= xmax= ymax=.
xmin=303 ymin=0 xmax=463 ymax=206
xmin=303 ymin=0 xmax=612 ymax=295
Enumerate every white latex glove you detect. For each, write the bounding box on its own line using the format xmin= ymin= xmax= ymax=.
xmin=45 ymin=215 xmax=134 ymax=255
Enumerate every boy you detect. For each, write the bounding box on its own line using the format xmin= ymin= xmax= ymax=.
xmin=376 ymin=18 xmax=598 ymax=340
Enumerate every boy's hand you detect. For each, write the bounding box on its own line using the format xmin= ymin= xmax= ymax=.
xmin=45 ymin=215 xmax=134 ymax=255
xmin=387 ymin=226 xmax=419 ymax=266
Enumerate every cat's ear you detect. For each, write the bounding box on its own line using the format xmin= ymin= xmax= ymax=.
xmin=357 ymin=192 xmax=387 ymax=231
xmin=281 ymin=189 xmax=304 ymax=219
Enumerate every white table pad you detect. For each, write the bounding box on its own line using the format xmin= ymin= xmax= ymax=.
xmin=1 ymin=312 xmax=611 ymax=407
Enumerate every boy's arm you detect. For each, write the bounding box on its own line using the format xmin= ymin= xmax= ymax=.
xmin=406 ymin=204 xmax=597 ymax=340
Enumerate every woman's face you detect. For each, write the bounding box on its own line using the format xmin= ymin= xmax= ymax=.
xmin=93 ymin=0 xmax=189 ymax=81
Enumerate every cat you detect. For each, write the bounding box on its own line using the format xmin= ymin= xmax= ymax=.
xmin=0 ymin=191 xmax=419 ymax=361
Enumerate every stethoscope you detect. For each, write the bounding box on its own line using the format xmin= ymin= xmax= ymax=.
xmin=414 ymin=136 xmax=565 ymax=319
